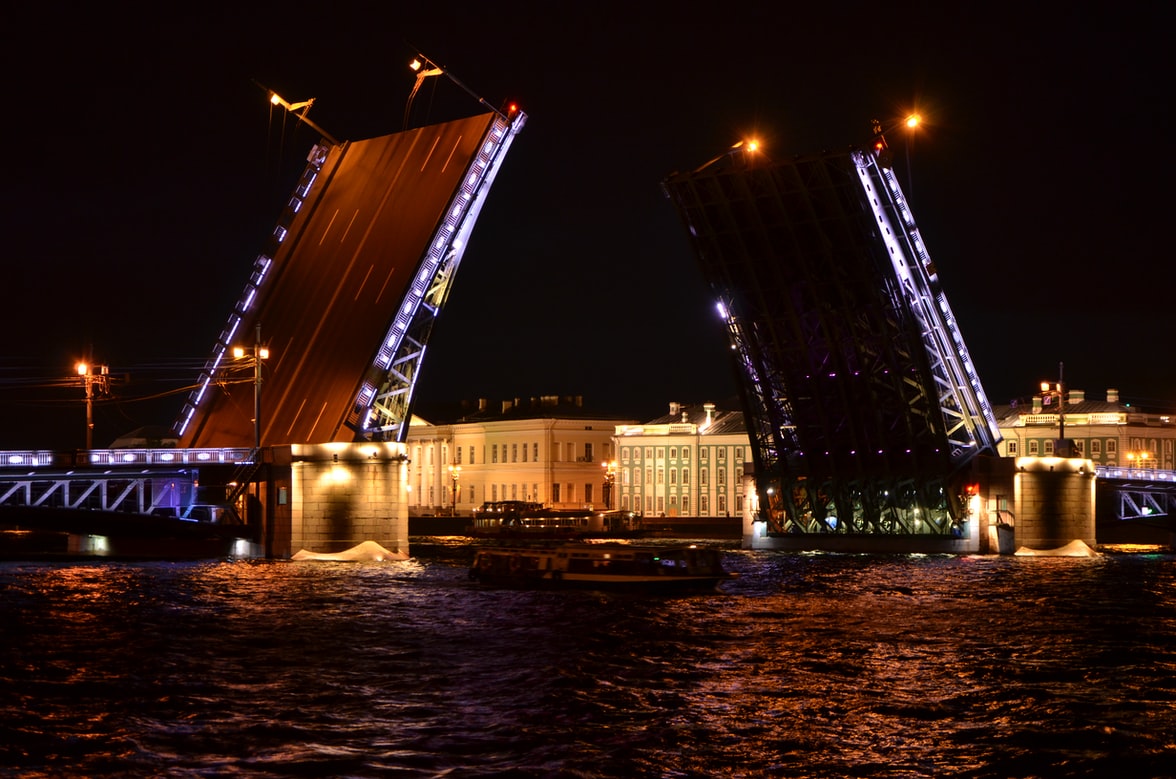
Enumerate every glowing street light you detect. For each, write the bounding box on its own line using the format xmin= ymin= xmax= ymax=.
xmin=234 ymin=324 xmax=269 ymax=450
xmin=448 ymin=464 xmax=462 ymax=515
xmin=404 ymin=50 xmax=511 ymax=130
xmin=602 ymin=460 xmax=618 ymax=509
xmin=266 ymin=89 xmax=339 ymax=145
xmin=76 ymin=361 xmax=109 ymax=450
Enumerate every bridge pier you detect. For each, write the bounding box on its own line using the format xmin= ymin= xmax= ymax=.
xmin=1011 ymin=456 xmax=1097 ymax=552
xmin=260 ymin=443 xmax=409 ymax=559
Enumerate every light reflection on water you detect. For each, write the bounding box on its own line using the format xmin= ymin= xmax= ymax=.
xmin=2 ymin=544 xmax=1175 ymax=777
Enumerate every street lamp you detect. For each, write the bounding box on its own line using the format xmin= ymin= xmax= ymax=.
xmin=448 ymin=464 xmax=461 ymax=516
xmin=903 ymin=113 xmax=921 ymax=197
xmin=233 ymin=323 xmax=269 ymax=449
xmin=266 ymin=88 xmax=339 ymax=145
xmin=1040 ymin=361 xmax=1069 ymax=456
xmin=76 ymin=361 xmax=109 ymax=450
xmin=602 ymin=460 xmax=618 ymax=509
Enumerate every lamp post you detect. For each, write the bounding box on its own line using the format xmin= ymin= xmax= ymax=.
xmin=903 ymin=113 xmax=921 ymax=197
xmin=602 ymin=460 xmax=617 ymax=509
xmin=75 ymin=362 xmax=109 ymax=450
xmin=1040 ymin=361 xmax=1068 ymax=456
xmin=448 ymin=464 xmax=461 ymax=516
xmin=233 ymin=323 xmax=269 ymax=450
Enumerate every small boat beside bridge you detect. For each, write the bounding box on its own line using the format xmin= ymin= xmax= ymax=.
xmin=468 ymin=541 xmax=734 ymax=591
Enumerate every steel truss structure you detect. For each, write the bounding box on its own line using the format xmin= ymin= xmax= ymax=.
xmin=663 ymin=136 xmax=1000 ymax=536
xmin=0 ymin=448 xmax=253 ymax=520
xmin=355 ymin=112 xmax=525 ymax=442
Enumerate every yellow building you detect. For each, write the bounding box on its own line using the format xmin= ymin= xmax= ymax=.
xmin=405 ymin=396 xmax=635 ymax=515
xmin=993 ymin=388 xmax=1176 ymax=470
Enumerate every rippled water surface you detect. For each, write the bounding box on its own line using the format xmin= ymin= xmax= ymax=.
xmin=2 ymin=541 xmax=1175 ymax=777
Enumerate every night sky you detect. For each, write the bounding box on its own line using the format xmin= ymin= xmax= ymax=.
xmin=3 ymin=2 xmax=1170 ymax=450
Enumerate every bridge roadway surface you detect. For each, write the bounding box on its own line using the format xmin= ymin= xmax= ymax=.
xmin=183 ymin=113 xmax=498 ymax=449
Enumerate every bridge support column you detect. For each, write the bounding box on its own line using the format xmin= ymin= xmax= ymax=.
xmin=264 ymin=443 xmax=409 ymax=558
xmin=1013 ymin=457 xmax=1096 ymax=551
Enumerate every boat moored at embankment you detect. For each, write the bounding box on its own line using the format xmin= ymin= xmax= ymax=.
xmin=468 ymin=541 xmax=734 ymax=591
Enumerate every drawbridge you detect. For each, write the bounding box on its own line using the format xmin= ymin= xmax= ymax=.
xmin=663 ymin=129 xmax=1001 ymax=538
xmin=176 ymin=106 xmax=526 ymax=449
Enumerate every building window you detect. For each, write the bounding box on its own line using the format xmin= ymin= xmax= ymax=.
xmin=1007 ymin=441 xmax=1018 ymax=455
xmin=700 ymin=468 xmax=709 ymax=486
xmin=681 ymin=496 xmax=690 ymax=514
xmin=469 ymin=446 xmax=475 ymax=465
xmin=682 ymin=448 xmax=690 ymax=461
xmin=645 ymin=467 xmax=652 ymax=485
xmin=491 ymin=484 xmax=498 ymax=501
xmin=553 ymin=482 xmax=561 ymax=502
xmin=585 ymin=443 xmax=594 ymax=462
xmin=1074 ymin=439 xmax=1084 ymax=454
xmin=657 ymin=468 xmax=664 ymax=484
xmin=700 ymin=495 xmax=709 ymax=515
xmin=718 ymin=448 xmax=726 ymax=461
xmin=1044 ymin=440 xmax=1054 ymax=455
xmin=682 ymin=468 xmax=690 ymax=484
xmin=670 ymin=447 xmax=678 ymax=460
xmin=718 ymin=467 xmax=726 ymax=485
xmin=455 ymin=447 xmax=462 ymax=465
xmin=1029 ymin=441 xmax=1039 ymax=455
xmin=522 ymin=443 xmax=527 ymax=463
xmin=718 ymin=495 xmax=727 ymax=514
xmin=645 ymin=447 xmax=653 ymax=459
xmin=512 ymin=443 xmax=518 ymax=463
xmin=657 ymin=496 xmax=665 ymax=514
xmin=1091 ymin=440 xmax=1101 ymax=454
xmin=1107 ymin=439 xmax=1117 ymax=454
xmin=492 ymin=444 xmax=498 ymax=464
xmin=670 ymin=469 xmax=677 ymax=485
xmin=533 ymin=443 xmax=538 ymax=461
xmin=585 ymin=483 xmax=594 ymax=504
xmin=701 ymin=448 xmax=709 ymax=461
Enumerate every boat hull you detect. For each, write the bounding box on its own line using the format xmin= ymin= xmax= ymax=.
xmin=469 ymin=542 xmax=734 ymax=592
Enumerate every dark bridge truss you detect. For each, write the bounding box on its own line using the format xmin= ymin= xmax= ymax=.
xmin=664 ymin=140 xmax=1000 ymax=537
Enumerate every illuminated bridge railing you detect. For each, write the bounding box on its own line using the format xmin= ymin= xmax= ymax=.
xmin=1 ymin=448 xmax=254 ymax=470
xmin=1095 ymin=466 xmax=1176 ymax=484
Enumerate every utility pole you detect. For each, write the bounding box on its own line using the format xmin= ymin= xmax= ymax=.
xmin=76 ymin=362 xmax=109 ymax=450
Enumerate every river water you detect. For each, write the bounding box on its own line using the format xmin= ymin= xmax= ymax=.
xmin=2 ymin=539 xmax=1175 ymax=778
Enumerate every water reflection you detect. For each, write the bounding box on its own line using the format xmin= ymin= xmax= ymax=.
xmin=2 ymin=547 xmax=1174 ymax=776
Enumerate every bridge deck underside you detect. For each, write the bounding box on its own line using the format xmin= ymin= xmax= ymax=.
xmin=183 ymin=114 xmax=497 ymax=448
xmin=665 ymin=151 xmax=964 ymax=533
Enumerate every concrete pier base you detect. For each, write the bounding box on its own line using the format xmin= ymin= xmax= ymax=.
xmin=1012 ymin=456 xmax=1096 ymax=551
xmin=264 ymin=443 xmax=409 ymax=559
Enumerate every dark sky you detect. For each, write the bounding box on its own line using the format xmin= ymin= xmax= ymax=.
xmin=2 ymin=2 xmax=1171 ymax=449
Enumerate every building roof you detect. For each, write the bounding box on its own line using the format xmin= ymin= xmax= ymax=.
xmin=641 ymin=402 xmax=747 ymax=435
xmin=413 ymin=395 xmax=637 ymax=425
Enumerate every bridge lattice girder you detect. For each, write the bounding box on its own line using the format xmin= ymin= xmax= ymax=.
xmin=663 ymin=141 xmax=1000 ymax=535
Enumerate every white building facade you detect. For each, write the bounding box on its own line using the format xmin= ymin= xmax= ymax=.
xmin=614 ymin=402 xmax=750 ymax=518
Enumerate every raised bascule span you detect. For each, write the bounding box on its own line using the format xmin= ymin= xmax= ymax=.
xmin=176 ymin=109 xmax=526 ymax=448
xmin=663 ymin=131 xmax=1002 ymax=539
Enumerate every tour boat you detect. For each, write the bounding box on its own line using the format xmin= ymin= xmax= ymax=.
xmin=467 ymin=500 xmax=645 ymax=540
xmin=468 ymin=541 xmax=734 ymax=591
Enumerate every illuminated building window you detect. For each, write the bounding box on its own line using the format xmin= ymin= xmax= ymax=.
xmin=657 ymin=469 xmax=664 ymax=484
xmin=622 ymin=446 xmax=630 ymax=462
xmin=669 ymin=469 xmax=677 ymax=485
xmin=469 ymin=446 xmax=475 ymax=464
xmin=533 ymin=443 xmax=538 ymax=461
xmin=670 ymin=447 xmax=678 ymax=459
xmin=718 ymin=495 xmax=727 ymax=514
xmin=718 ymin=467 xmax=726 ymax=485
xmin=701 ymin=469 xmax=709 ymax=486
xmin=1107 ymin=440 xmax=1117 ymax=454
xmin=701 ymin=449 xmax=709 ymax=461
xmin=492 ymin=445 xmax=498 ymax=463
xmin=645 ymin=467 xmax=652 ymax=485
xmin=1007 ymin=441 xmax=1018 ymax=455
xmin=1074 ymin=440 xmax=1084 ymax=454
xmin=585 ymin=484 xmax=594 ymax=504
xmin=1029 ymin=441 xmax=1040 ymax=455
xmin=682 ymin=448 xmax=690 ymax=460
xmin=700 ymin=495 xmax=710 ymax=515
xmin=1091 ymin=440 xmax=1101 ymax=455
xmin=512 ymin=443 xmax=518 ymax=463
xmin=1044 ymin=440 xmax=1054 ymax=455
xmin=682 ymin=496 xmax=690 ymax=514
xmin=718 ymin=448 xmax=726 ymax=461
xmin=645 ymin=447 xmax=653 ymax=459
